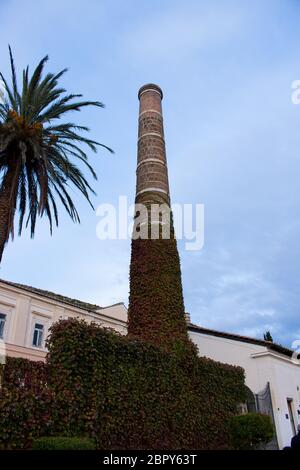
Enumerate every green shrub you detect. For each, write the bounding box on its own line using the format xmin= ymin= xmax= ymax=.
xmin=2 ymin=357 xmax=49 ymax=391
xmin=1 ymin=319 xmax=246 ymax=450
xmin=0 ymin=358 xmax=53 ymax=449
xmin=32 ymin=436 xmax=95 ymax=450
xmin=229 ymin=413 xmax=274 ymax=450
xmin=47 ymin=318 xmax=246 ymax=450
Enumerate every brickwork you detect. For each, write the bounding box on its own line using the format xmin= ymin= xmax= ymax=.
xmin=136 ymin=84 xmax=170 ymax=205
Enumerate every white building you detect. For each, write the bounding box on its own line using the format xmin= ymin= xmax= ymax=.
xmin=0 ymin=278 xmax=299 ymax=449
xmin=0 ymin=278 xmax=127 ymax=362
xmin=189 ymin=323 xmax=300 ymax=449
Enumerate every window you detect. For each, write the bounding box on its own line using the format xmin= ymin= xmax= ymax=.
xmin=0 ymin=313 xmax=6 ymax=339
xmin=32 ymin=323 xmax=44 ymax=348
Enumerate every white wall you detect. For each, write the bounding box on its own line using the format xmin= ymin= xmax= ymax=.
xmin=189 ymin=330 xmax=267 ymax=392
xmin=189 ymin=330 xmax=300 ymax=449
xmin=262 ymin=355 xmax=300 ymax=448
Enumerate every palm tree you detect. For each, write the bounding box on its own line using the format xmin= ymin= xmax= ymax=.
xmin=0 ymin=47 xmax=112 ymax=262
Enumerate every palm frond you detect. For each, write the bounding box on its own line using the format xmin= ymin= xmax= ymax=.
xmin=0 ymin=47 xmax=113 ymax=248
xmin=8 ymin=45 xmax=20 ymax=109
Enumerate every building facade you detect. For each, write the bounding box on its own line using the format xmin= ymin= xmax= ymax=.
xmin=0 ymin=279 xmax=127 ymax=362
xmin=189 ymin=324 xmax=300 ymax=449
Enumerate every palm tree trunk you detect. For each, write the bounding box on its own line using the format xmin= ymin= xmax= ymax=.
xmin=0 ymin=166 xmax=17 ymax=263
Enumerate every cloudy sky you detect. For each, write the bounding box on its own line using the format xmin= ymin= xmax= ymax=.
xmin=1 ymin=0 xmax=300 ymax=348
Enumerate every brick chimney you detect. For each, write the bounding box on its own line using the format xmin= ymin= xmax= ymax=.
xmin=136 ymin=83 xmax=170 ymax=207
xmin=128 ymin=84 xmax=193 ymax=353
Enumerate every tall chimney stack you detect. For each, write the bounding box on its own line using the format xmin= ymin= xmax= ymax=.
xmin=136 ymin=83 xmax=170 ymax=207
xmin=128 ymin=84 xmax=192 ymax=352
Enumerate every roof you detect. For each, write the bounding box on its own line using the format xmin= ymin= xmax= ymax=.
xmin=188 ymin=323 xmax=293 ymax=358
xmin=0 ymin=278 xmax=293 ymax=357
xmin=0 ymin=278 xmax=102 ymax=313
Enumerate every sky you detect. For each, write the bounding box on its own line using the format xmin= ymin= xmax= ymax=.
xmin=0 ymin=0 xmax=300 ymax=348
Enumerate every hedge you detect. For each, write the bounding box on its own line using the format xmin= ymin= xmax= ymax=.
xmin=32 ymin=436 xmax=95 ymax=450
xmin=2 ymin=357 xmax=48 ymax=392
xmin=0 ymin=358 xmax=52 ymax=449
xmin=47 ymin=319 xmax=245 ymax=450
xmin=0 ymin=319 xmax=245 ymax=449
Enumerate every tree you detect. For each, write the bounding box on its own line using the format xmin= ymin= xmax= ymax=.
xmin=263 ymin=331 xmax=273 ymax=342
xmin=0 ymin=47 xmax=112 ymax=262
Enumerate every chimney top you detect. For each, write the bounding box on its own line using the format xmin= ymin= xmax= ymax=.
xmin=138 ymin=83 xmax=163 ymax=100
